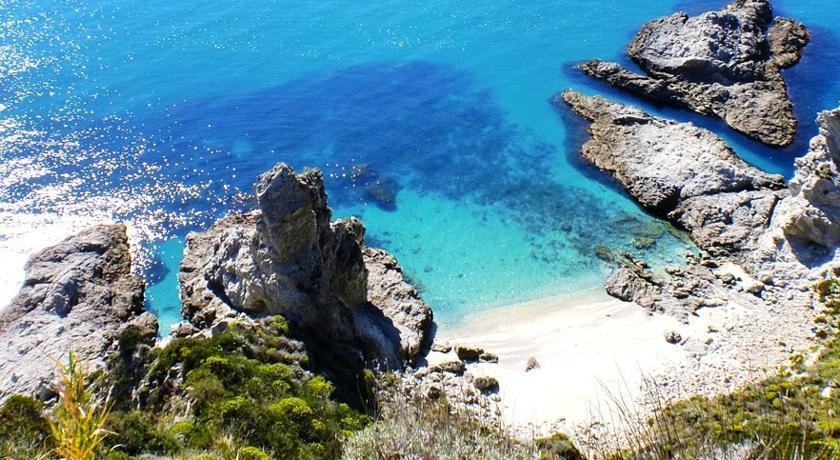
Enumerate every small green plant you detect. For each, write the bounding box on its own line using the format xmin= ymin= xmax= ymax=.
xmin=238 ymin=446 xmax=272 ymax=460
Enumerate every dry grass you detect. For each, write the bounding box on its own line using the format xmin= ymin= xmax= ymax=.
xmin=573 ymin=280 xmax=840 ymax=460
xmin=48 ymin=351 xmax=113 ymax=460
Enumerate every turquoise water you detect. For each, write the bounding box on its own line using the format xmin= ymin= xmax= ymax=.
xmin=1 ymin=0 xmax=838 ymax=332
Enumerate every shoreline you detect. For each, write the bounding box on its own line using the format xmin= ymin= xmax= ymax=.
xmin=437 ymin=289 xmax=688 ymax=433
xmin=436 ymin=274 xmax=820 ymax=440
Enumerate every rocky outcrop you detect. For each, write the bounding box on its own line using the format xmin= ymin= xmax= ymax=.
xmin=562 ymin=89 xmax=840 ymax=321
xmin=179 ymin=163 xmax=433 ymax=377
xmin=579 ymin=0 xmax=809 ymax=146
xmin=560 ymin=90 xmax=784 ymax=256
xmin=363 ymin=247 xmax=432 ymax=358
xmin=777 ymin=109 xmax=840 ymax=254
xmin=672 ymin=190 xmax=780 ymax=257
xmin=604 ymin=253 xmax=729 ymax=318
xmin=0 ymin=224 xmax=154 ymax=402
xmin=750 ymin=107 xmax=840 ymax=293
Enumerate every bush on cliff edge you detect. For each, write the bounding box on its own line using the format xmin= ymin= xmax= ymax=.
xmin=0 ymin=315 xmax=371 ymax=459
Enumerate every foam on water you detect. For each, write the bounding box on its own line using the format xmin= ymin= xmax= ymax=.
xmin=1 ymin=0 xmax=838 ymax=333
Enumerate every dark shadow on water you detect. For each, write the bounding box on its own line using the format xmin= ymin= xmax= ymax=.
xmin=130 ymin=60 xmax=697 ymax=281
xmin=550 ymin=80 xmax=637 ymax=201
xmin=153 ymin=60 xmax=560 ymax=210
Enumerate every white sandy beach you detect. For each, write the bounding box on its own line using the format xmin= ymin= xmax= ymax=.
xmin=437 ymin=289 xmax=689 ymax=432
xmin=433 ymin=265 xmax=822 ymax=444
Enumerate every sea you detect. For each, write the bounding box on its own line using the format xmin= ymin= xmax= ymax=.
xmin=1 ymin=0 xmax=838 ymax=335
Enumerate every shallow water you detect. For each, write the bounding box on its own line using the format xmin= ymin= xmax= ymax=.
xmin=1 ymin=0 xmax=838 ymax=331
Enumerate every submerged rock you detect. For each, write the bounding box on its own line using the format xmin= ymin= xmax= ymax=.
xmin=365 ymin=178 xmax=400 ymax=211
xmin=179 ymin=163 xmax=433 ymax=379
xmin=0 ymin=224 xmax=153 ymax=402
xmin=579 ymin=0 xmax=808 ymax=146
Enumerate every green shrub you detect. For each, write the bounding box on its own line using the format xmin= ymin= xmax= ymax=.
xmin=238 ymin=446 xmax=272 ymax=460
xmin=0 ymin=395 xmax=50 ymax=444
xmin=105 ymin=409 xmax=176 ymax=455
xmin=102 ymin=315 xmax=368 ymax=459
xmin=0 ymin=395 xmax=51 ymax=458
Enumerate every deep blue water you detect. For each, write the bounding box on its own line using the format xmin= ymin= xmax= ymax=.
xmin=1 ymin=0 xmax=839 ymax=332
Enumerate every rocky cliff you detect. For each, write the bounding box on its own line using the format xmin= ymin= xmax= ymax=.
xmin=179 ymin=163 xmax=433 ymax=382
xmin=579 ymin=0 xmax=808 ymax=146
xmin=750 ymin=107 xmax=840 ymax=299
xmin=0 ymin=164 xmax=433 ymax=404
xmin=0 ymin=224 xmax=156 ymax=402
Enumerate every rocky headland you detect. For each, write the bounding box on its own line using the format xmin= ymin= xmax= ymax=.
xmin=176 ymin=161 xmax=503 ymax=417
xmin=0 ymin=161 xmax=506 ymax=427
xmin=177 ymin=162 xmax=436 ymax=386
xmin=579 ymin=0 xmax=809 ymax=146
xmin=560 ymin=88 xmax=840 ymax=433
xmin=0 ymin=224 xmax=156 ymax=402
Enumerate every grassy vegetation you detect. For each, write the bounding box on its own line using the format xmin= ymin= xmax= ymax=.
xmin=0 ymin=312 xmax=584 ymax=459
xmin=6 ymin=280 xmax=840 ymax=458
xmin=0 ymin=394 xmax=51 ymax=459
xmin=341 ymin=381 xmax=582 ymax=460
xmin=49 ymin=352 xmax=112 ymax=460
xmin=587 ymin=279 xmax=840 ymax=459
xmin=0 ymin=316 xmax=369 ymax=459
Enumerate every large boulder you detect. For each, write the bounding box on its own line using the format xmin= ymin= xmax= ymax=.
xmin=179 ymin=163 xmax=433 ymax=376
xmin=579 ymin=0 xmax=808 ymax=146
xmin=0 ymin=224 xmax=153 ymax=402
xmin=560 ymin=90 xmax=783 ymax=257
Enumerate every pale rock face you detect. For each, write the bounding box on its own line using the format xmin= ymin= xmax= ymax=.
xmin=363 ymin=247 xmax=432 ymax=359
xmin=179 ymin=163 xmax=433 ymax=371
xmin=579 ymin=0 xmax=809 ymax=146
xmin=672 ymin=190 xmax=779 ymax=257
xmin=750 ymin=108 xmax=840 ymax=295
xmin=0 ymin=224 xmax=154 ymax=402
xmin=560 ymin=90 xmax=783 ymax=255
xmin=561 ymin=90 xmax=840 ymax=318
xmin=629 ymin=0 xmax=772 ymax=81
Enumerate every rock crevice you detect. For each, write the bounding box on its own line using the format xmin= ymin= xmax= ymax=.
xmin=179 ymin=163 xmax=433 ymax=379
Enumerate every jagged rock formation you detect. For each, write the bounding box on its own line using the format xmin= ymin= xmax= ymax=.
xmin=363 ymin=247 xmax=431 ymax=358
xmin=0 ymin=224 xmax=155 ymax=402
xmin=579 ymin=0 xmax=809 ymax=146
xmin=560 ymin=90 xmax=784 ymax=257
xmin=179 ymin=163 xmax=433 ymax=378
xmin=750 ymin=107 xmax=840 ymax=297
xmin=561 ymin=90 xmax=840 ymax=319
